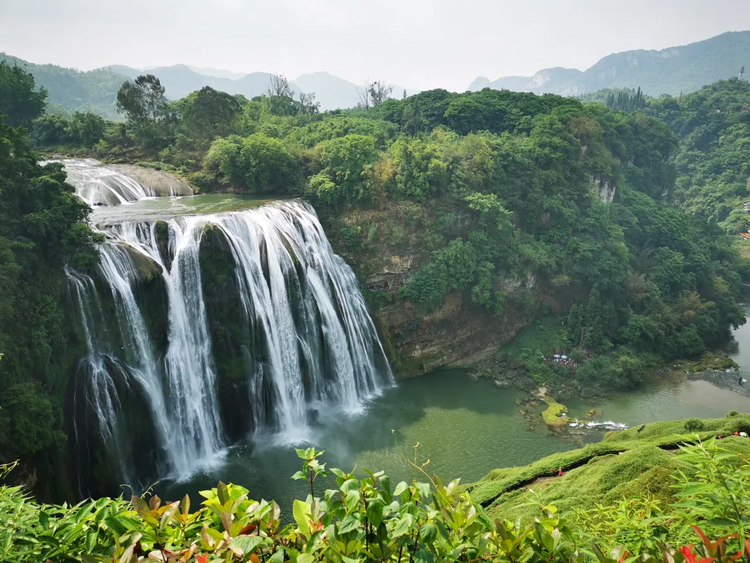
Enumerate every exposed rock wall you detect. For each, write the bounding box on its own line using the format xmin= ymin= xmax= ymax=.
xmin=322 ymin=203 xmax=546 ymax=378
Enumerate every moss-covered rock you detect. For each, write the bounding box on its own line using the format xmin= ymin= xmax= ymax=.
xmin=118 ymin=243 xmax=163 ymax=282
xmin=541 ymin=398 xmax=568 ymax=430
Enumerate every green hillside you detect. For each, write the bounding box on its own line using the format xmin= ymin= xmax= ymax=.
xmin=647 ymin=79 xmax=750 ymax=231
xmin=0 ymin=52 xmax=127 ymax=120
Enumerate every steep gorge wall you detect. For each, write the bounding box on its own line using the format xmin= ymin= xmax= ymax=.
xmin=320 ymin=202 xmax=562 ymax=378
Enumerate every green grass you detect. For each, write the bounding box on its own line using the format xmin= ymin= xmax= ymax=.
xmin=465 ymin=414 xmax=750 ymax=522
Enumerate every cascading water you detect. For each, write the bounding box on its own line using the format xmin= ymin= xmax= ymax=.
xmin=44 ymin=158 xmax=193 ymax=206
xmin=64 ymin=160 xmax=393 ymax=489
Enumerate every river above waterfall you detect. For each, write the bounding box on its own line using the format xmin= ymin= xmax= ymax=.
xmin=90 ymin=193 xmax=283 ymax=225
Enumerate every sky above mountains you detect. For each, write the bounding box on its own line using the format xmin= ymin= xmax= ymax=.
xmin=1 ymin=0 xmax=749 ymax=92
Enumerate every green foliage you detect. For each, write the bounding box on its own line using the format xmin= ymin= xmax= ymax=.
xmin=0 ymin=382 xmax=59 ymax=455
xmin=306 ymin=134 xmax=378 ymax=204
xmin=32 ymin=111 xmax=106 ymax=147
xmin=0 ymin=117 xmax=98 ymax=460
xmin=647 ymin=79 xmax=750 ymax=230
xmin=204 ymin=133 xmax=298 ymax=191
xmin=580 ymin=88 xmax=648 ymax=112
xmin=0 ymin=61 xmax=47 ymax=128
xmin=0 ymin=52 xmax=126 ymax=121
xmin=5 ymin=434 xmax=750 ymax=562
xmin=180 ymin=86 xmax=242 ymax=142
xmin=117 ymin=74 xmax=176 ymax=148
xmin=685 ymin=418 xmax=706 ymax=432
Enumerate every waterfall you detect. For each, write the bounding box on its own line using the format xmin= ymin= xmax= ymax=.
xmin=43 ymin=158 xmax=193 ymax=206
xmin=65 ymin=163 xmax=393 ymax=485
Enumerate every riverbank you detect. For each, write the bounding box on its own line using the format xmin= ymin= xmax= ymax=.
xmin=466 ymin=413 xmax=750 ymax=523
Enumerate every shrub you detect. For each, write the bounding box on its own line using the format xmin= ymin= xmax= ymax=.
xmin=3 ymin=442 xmax=750 ymax=562
xmin=685 ymin=418 xmax=705 ymax=432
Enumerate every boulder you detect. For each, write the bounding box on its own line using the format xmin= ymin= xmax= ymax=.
xmin=515 ymin=376 xmax=537 ymax=391
xmin=118 ymin=243 xmax=163 ymax=282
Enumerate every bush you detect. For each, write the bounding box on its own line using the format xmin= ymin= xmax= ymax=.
xmin=3 ymin=442 xmax=750 ymax=563
xmin=399 ymin=262 xmax=449 ymax=310
xmin=203 ymin=133 xmax=298 ymax=191
xmin=685 ymin=418 xmax=705 ymax=431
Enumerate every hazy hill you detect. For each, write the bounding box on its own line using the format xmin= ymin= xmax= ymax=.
xmin=470 ymin=31 xmax=750 ymax=96
xmin=292 ymin=71 xmax=418 ymax=110
xmin=0 ymin=52 xmax=127 ymax=120
xmin=1 ymin=51 xmax=419 ymax=117
xmin=108 ymin=65 xmax=417 ymax=110
xmin=186 ymin=66 xmax=246 ymax=80
xmin=99 ymin=64 xmax=298 ymax=101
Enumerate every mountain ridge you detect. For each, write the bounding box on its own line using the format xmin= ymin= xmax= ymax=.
xmin=470 ymin=31 xmax=750 ymax=96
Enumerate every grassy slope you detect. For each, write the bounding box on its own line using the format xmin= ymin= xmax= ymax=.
xmin=466 ymin=414 xmax=750 ymax=522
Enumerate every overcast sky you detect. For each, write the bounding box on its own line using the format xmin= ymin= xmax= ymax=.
xmin=1 ymin=0 xmax=748 ymax=91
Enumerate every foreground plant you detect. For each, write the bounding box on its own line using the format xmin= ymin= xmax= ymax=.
xmin=3 ymin=439 xmax=750 ymax=562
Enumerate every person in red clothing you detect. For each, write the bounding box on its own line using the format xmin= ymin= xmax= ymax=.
xmin=558 ymin=467 xmax=564 ymax=476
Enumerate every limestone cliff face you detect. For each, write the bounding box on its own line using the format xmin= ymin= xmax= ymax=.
xmin=373 ymin=292 xmax=523 ymax=377
xmin=321 ymin=203 xmax=536 ymax=378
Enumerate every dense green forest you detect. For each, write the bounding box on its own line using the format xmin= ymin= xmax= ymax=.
xmin=579 ymin=80 xmax=750 ymax=235
xmin=3 ymin=418 xmax=750 ymax=562
xmin=2 ymin=61 xmax=750 ymax=495
xmin=0 ymin=63 xmax=100 ymax=492
xmin=647 ymin=79 xmax=750 ymax=232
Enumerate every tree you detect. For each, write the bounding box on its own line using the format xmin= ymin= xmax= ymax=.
xmin=116 ymin=74 xmax=175 ymax=147
xmin=204 ymin=134 xmax=298 ymax=191
xmin=0 ymin=62 xmax=47 ymax=128
xmin=313 ymin=134 xmax=378 ymax=202
xmin=70 ymin=111 xmax=105 ymax=146
xmin=299 ymin=91 xmax=320 ymax=115
xmin=267 ymin=74 xmax=294 ymax=99
xmin=369 ymin=80 xmax=393 ymax=108
xmin=357 ymin=80 xmax=371 ymax=110
xmin=266 ymin=75 xmax=298 ymax=116
xmin=181 ymin=86 xmax=241 ymax=141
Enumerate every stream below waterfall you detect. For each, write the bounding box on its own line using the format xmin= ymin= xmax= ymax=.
xmin=54 ymin=159 xmax=750 ymax=510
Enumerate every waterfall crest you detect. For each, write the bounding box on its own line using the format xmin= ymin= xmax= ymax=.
xmin=45 ymin=158 xmax=193 ymax=206
xmin=67 ymin=172 xmax=392 ymax=486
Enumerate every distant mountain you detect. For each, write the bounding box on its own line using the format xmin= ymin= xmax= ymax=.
xmin=104 ymin=65 xmax=418 ymax=110
xmin=291 ymin=72 xmax=417 ymax=110
xmin=0 ymin=52 xmax=127 ymax=120
xmin=2 ymin=50 xmax=420 ymax=118
xmin=99 ymin=64 xmax=298 ymax=101
xmin=470 ymin=31 xmax=750 ymax=97
xmin=187 ymin=66 xmax=246 ymax=80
